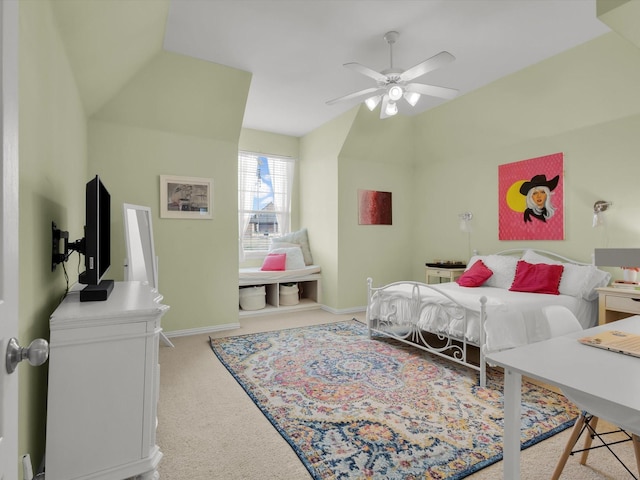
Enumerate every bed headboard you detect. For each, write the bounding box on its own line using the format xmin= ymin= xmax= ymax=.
xmin=495 ymin=249 xmax=591 ymax=266
xmin=470 ymin=248 xmax=608 ymax=302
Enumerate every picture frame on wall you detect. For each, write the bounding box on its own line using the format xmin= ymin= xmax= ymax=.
xmin=160 ymin=175 xmax=213 ymax=219
xmin=358 ymin=189 xmax=392 ymax=225
xmin=498 ymin=152 xmax=564 ymax=240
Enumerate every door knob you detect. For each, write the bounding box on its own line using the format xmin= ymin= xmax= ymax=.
xmin=6 ymin=337 xmax=49 ymax=374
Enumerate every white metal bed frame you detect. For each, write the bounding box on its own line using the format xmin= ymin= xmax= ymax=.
xmin=366 ymin=249 xmax=594 ymax=388
xmin=367 ymin=279 xmax=489 ymax=386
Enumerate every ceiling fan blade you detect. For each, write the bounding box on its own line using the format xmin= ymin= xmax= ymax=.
xmin=326 ymin=87 xmax=384 ymax=105
xmin=400 ymin=51 xmax=455 ymax=82
xmin=406 ymin=82 xmax=459 ymax=100
xmin=344 ymin=62 xmax=388 ymax=83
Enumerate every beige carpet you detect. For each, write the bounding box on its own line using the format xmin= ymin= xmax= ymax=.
xmin=157 ymin=309 xmax=637 ymax=479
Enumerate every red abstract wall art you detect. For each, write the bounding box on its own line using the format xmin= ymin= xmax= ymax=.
xmin=358 ymin=190 xmax=392 ymax=225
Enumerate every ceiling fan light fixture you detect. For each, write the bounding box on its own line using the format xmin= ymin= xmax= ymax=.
xmin=364 ymin=95 xmax=381 ymax=111
xmin=388 ymin=85 xmax=403 ymax=102
xmin=327 ymin=31 xmax=457 ymax=120
xmin=384 ymin=100 xmax=398 ymax=116
xmin=404 ymin=91 xmax=421 ymax=107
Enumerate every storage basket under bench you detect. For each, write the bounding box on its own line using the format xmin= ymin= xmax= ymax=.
xmin=238 ymin=265 xmax=322 ymax=316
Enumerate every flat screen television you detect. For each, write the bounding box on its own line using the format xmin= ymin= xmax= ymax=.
xmin=78 ymin=175 xmax=111 ymax=286
xmin=52 ymin=174 xmax=114 ymax=301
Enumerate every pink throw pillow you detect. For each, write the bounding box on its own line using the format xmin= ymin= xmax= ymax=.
xmin=509 ymin=260 xmax=564 ymax=295
xmin=261 ymin=253 xmax=286 ymax=271
xmin=457 ymin=260 xmax=493 ymax=287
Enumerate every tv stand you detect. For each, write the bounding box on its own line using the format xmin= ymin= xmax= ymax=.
xmin=46 ymin=281 xmax=168 ymax=480
xmin=80 ymin=279 xmax=114 ymax=302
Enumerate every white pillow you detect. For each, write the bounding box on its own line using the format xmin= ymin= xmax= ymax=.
xmin=466 ymin=255 xmax=518 ymax=289
xmin=271 ymin=242 xmax=299 ymax=249
xmin=271 ymin=228 xmax=313 ymax=265
xmin=521 ymin=250 xmax=610 ymax=299
xmin=581 ymin=267 xmax=611 ymax=301
xmin=521 ymin=250 xmax=557 ymax=265
xmin=269 ymin=246 xmax=306 ymax=270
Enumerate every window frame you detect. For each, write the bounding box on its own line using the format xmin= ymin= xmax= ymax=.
xmin=238 ymin=151 xmax=295 ymax=260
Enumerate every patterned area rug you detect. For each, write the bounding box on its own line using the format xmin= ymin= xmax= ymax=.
xmin=209 ymin=320 xmax=578 ymax=479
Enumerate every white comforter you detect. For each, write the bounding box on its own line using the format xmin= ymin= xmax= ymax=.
xmin=368 ymin=282 xmax=597 ymax=353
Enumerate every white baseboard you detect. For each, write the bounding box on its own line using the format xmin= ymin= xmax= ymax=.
xmin=163 ymin=305 xmax=367 ymax=338
xmin=320 ymin=305 xmax=367 ymax=315
xmin=164 ymin=322 xmax=241 ymax=338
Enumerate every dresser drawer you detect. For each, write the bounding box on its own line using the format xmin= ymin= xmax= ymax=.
xmin=429 ymin=268 xmax=456 ymax=278
xmin=605 ymin=294 xmax=640 ymax=315
xmin=425 ymin=267 xmax=465 ymax=285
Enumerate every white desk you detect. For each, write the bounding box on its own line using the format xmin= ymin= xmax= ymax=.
xmin=486 ymin=315 xmax=640 ymax=479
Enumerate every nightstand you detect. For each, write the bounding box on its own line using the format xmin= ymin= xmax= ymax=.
xmin=425 ymin=266 xmax=465 ymax=284
xmin=597 ymin=286 xmax=640 ymax=325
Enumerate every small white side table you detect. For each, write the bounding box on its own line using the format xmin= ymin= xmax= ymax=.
xmin=597 ymin=286 xmax=640 ymax=324
xmin=425 ymin=266 xmax=465 ymax=284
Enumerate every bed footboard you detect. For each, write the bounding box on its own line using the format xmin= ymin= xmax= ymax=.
xmin=366 ymin=277 xmax=488 ymax=387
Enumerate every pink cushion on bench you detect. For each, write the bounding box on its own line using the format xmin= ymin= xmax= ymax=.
xmin=261 ymin=253 xmax=286 ymax=271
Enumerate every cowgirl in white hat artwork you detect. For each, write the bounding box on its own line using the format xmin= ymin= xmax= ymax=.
xmin=519 ymin=174 xmax=560 ymax=224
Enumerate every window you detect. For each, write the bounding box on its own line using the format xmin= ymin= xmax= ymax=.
xmin=238 ymin=151 xmax=295 ymax=258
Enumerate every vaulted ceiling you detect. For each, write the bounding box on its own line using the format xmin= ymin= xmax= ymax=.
xmin=53 ymin=0 xmax=611 ymax=138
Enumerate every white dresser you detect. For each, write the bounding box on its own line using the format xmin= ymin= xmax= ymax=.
xmin=46 ymin=281 xmax=169 ymax=480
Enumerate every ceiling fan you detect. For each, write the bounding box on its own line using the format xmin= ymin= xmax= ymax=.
xmin=327 ymin=31 xmax=459 ymax=119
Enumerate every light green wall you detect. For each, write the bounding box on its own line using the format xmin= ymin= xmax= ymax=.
xmin=299 ymin=108 xmax=358 ymax=308
xmin=410 ymin=31 xmax=640 ymax=281
xmin=93 ymin=50 xmax=249 ymax=141
xmin=89 ymin=121 xmax=242 ymax=332
xmin=245 ymin=108 xmax=416 ymax=309
xmin=19 ymin=0 xmax=88 ymax=472
xmin=295 ymin=22 xmax=640 ymax=310
xmin=17 ymin=0 xmax=640 ymax=475
xmin=90 ymin=51 xmax=251 ymax=333
xmin=50 ymin=0 xmax=170 ymax=116
xmin=598 ymin=0 xmax=640 ymax=49
xmin=18 ymin=1 xmax=252 ymax=471
xmin=597 ymin=0 xmax=631 ymax=17
xmin=336 ymin=108 xmax=415 ymax=307
xmin=239 ymin=128 xmax=299 ymax=158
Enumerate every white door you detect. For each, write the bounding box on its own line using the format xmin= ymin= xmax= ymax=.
xmin=0 ymin=0 xmax=20 ymax=478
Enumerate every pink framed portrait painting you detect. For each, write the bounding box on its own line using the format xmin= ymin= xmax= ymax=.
xmin=498 ymin=153 xmax=564 ymax=240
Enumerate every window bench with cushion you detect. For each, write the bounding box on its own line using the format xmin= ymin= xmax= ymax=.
xmin=239 ymin=265 xmax=322 ymax=316
xmin=239 ymin=228 xmax=321 ymax=316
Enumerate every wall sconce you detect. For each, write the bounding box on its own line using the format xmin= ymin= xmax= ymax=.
xmin=592 ymin=200 xmax=612 ymax=228
xmin=458 ymin=212 xmax=473 ymax=233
